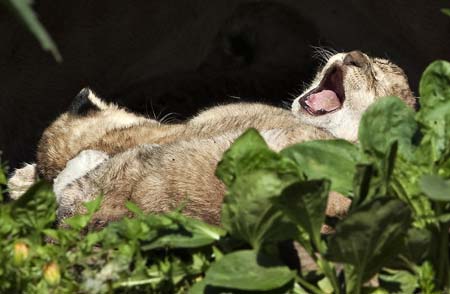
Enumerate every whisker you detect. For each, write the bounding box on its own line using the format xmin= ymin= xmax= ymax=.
xmin=311 ymin=45 xmax=338 ymax=65
xmin=158 ymin=112 xmax=179 ymax=124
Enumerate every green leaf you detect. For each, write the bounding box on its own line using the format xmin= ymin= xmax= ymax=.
xmin=142 ymin=213 xmax=225 ymax=250
xmin=216 ymin=128 xmax=299 ymax=187
xmin=217 ymin=129 xmax=300 ymax=248
xmin=203 ymin=250 xmax=295 ymax=291
xmin=416 ymin=262 xmax=437 ymax=294
xmin=420 ymin=175 xmax=450 ymax=202
xmin=359 ymin=96 xmax=416 ymax=158
xmin=442 ymin=8 xmax=450 ymax=17
xmin=4 ymin=0 xmax=62 ymax=62
xmin=276 ymin=180 xmax=330 ymax=253
xmin=216 ymin=128 xmax=270 ymax=186
xmin=403 ymin=228 xmax=433 ymax=264
xmin=64 ymin=196 xmax=102 ymax=230
xmin=221 ymin=171 xmax=297 ymax=248
xmin=420 ymin=60 xmax=450 ymax=103
xmin=353 ymin=142 xmax=398 ymax=208
xmin=125 ymin=201 xmax=145 ymax=218
xmin=188 ymin=280 xmax=207 ymax=294
xmin=281 ymin=140 xmax=359 ymax=194
xmin=352 ymin=164 xmax=376 ymax=208
xmin=85 ymin=195 xmax=103 ymax=214
xmin=12 ymin=181 xmax=57 ymax=233
xmin=392 ymin=157 xmax=435 ymax=226
xmin=416 ymin=60 xmax=450 ymax=163
xmin=438 ymin=213 xmax=450 ymax=223
xmin=0 ymin=166 xmax=6 ymax=185
xmin=327 ymin=197 xmax=411 ymax=284
xmin=379 ymin=269 xmax=418 ymax=294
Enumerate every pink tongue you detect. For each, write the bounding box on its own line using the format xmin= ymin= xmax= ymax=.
xmin=305 ymin=90 xmax=341 ymax=112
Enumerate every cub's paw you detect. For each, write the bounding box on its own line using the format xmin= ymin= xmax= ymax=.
xmin=7 ymin=163 xmax=38 ymax=200
xmin=54 ymin=150 xmax=109 ymax=203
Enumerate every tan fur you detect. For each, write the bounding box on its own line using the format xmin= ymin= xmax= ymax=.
xmin=7 ymin=163 xmax=38 ymax=200
xmin=36 ymin=94 xmax=327 ymax=181
xmin=10 ymin=51 xmax=414 ymax=229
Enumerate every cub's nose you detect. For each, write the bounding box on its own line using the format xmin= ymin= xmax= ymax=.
xmin=343 ymin=50 xmax=367 ymax=68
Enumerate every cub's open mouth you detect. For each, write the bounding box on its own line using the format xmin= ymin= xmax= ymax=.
xmin=299 ymin=65 xmax=345 ymax=116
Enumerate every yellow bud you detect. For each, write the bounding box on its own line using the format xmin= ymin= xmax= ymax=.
xmin=43 ymin=262 xmax=61 ymax=286
xmin=13 ymin=242 xmax=29 ymax=265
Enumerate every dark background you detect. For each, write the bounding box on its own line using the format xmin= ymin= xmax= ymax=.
xmin=0 ymin=0 xmax=449 ymax=171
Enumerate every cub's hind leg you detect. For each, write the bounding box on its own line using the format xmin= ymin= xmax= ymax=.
xmin=55 ymin=145 xmax=162 ymax=228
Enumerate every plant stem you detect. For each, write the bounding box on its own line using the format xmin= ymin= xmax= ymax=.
xmin=437 ymin=203 xmax=450 ymax=289
xmin=344 ymin=265 xmax=362 ymax=294
xmin=300 ymin=238 xmax=341 ymax=294
xmin=296 ymin=276 xmax=323 ymax=294
xmin=317 ymin=256 xmax=341 ymax=294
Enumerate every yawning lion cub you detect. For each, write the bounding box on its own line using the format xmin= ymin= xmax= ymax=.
xmin=9 ymin=51 xmax=415 ymax=228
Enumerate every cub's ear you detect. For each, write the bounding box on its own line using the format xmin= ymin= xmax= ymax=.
xmin=69 ymin=87 xmax=108 ymax=115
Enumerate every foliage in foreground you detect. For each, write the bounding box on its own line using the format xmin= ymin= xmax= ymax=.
xmin=1 ymin=0 xmax=61 ymax=62
xmin=0 ymin=60 xmax=449 ymax=293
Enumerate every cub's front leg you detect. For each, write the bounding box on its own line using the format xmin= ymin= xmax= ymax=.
xmin=55 ymin=145 xmax=162 ymax=228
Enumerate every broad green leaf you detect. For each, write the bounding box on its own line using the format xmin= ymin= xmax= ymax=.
xmin=281 ymin=140 xmax=359 ymax=194
xmin=216 ymin=128 xmax=269 ymax=186
xmin=216 ymin=128 xmax=299 ymax=187
xmin=276 ymin=180 xmax=330 ymax=253
xmin=359 ymin=96 xmax=416 ymax=158
xmin=218 ymin=130 xmax=300 ymax=248
xmin=4 ymin=0 xmax=62 ymax=62
xmin=420 ymin=175 xmax=450 ymax=202
xmin=419 ymin=60 xmax=450 ymax=108
xmin=188 ymin=280 xmax=207 ymax=294
xmin=416 ymin=60 xmax=450 ymax=163
xmin=326 ymin=197 xmax=411 ymax=283
xmin=403 ymin=228 xmax=433 ymax=264
xmin=379 ymin=269 xmax=418 ymax=294
xmin=203 ymin=250 xmax=295 ymax=291
xmin=221 ymin=171 xmax=297 ymax=248
xmin=317 ymin=277 xmax=333 ymax=293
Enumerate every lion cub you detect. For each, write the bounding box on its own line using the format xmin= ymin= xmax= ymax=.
xmin=9 ymin=50 xmax=415 ymax=227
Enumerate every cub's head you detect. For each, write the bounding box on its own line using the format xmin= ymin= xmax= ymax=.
xmin=37 ymin=88 xmax=154 ymax=180
xmin=292 ymin=50 xmax=416 ymax=141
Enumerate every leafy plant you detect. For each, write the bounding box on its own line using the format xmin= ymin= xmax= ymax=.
xmin=1 ymin=0 xmax=61 ymax=62
xmin=0 ymin=59 xmax=449 ymax=293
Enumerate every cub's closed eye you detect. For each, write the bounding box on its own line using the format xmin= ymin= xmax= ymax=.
xmin=343 ymin=51 xmax=367 ymax=68
xmin=347 ymin=60 xmax=361 ymax=67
